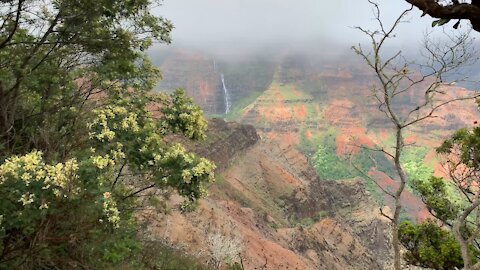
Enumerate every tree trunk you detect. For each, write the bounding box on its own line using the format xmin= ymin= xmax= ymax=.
xmin=392 ymin=218 xmax=401 ymax=270
xmin=453 ymin=222 xmax=472 ymax=269
xmin=392 ymin=127 xmax=407 ymax=270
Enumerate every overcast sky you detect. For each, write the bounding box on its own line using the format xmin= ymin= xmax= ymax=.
xmin=153 ymin=0 xmax=478 ymax=52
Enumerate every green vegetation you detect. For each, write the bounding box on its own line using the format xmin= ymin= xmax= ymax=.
xmin=225 ymin=89 xmax=264 ymax=121
xmin=414 ymin=176 xmax=459 ymax=222
xmin=227 ymin=262 xmax=245 ymax=270
xmin=301 ymin=79 xmax=328 ymax=100
xmin=306 ymin=103 xmax=321 ymax=121
xmin=136 ymin=242 xmax=209 ymax=270
xmin=218 ymin=56 xmax=275 ymax=120
xmin=298 ymin=127 xmax=318 ymax=157
xmin=311 ymin=128 xmax=354 ymax=180
xmin=290 ymin=211 xmax=328 ymax=230
xmin=402 ymin=147 xmax=434 ymax=188
xmin=300 ymin=125 xmax=449 ymax=209
xmin=0 ymin=1 xmax=215 ymax=268
xmin=297 ymin=217 xmax=316 ymax=229
xmin=269 ymin=221 xmax=280 ymax=230
xmin=399 ymin=220 xmax=467 ymax=270
xmin=400 ymin=126 xmax=480 ymax=268
xmin=303 ymin=127 xmax=391 ymax=203
xmin=315 ymin=210 xmax=329 ymax=221
xmin=278 ymin=83 xmax=311 ymax=100
xmin=313 ymin=143 xmax=354 ymax=180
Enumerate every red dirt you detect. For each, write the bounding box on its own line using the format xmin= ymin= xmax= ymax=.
xmin=369 ymin=170 xmax=430 ymax=221
xmin=336 ymin=127 xmax=376 ymax=156
xmin=404 ymin=135 xmax=418 ymax=145
xmin=305 ymin=129 xmax=313 ymax=140
xmin=256 ymin=85 xmax=293 ymax=123
xmin=293 ymin=105 xmax=308 ymax=121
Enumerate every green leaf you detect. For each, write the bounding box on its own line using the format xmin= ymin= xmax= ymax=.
xmin=432 ymin=19 xmax=451 ymax=27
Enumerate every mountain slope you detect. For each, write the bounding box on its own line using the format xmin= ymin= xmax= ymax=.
xmin=142 ymin=119 xmax=393 ymax=269
xmin=147 ymin=47 xmax=480 ymax=268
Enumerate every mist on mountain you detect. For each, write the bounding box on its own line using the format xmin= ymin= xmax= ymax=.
xmin=150 ymin=0 xmax=480 ymax=88
xmin=153 ymin=0 xmax=423 ymax=50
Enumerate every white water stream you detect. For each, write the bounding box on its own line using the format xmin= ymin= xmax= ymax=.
xmin=221 ymin=73 xmax=231 ymax=114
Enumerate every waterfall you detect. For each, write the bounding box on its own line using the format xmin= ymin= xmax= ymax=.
xmin=221 ymin=73 xmax=231 ymax=114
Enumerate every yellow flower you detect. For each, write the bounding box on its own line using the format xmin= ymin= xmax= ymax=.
xmin=0 ymin=159 xmax=19 ymax=179
xmin=153 ymin=154 xmax=162 ymax=162
xmin=65 ymin=158 xmax=79 ymax=175
xmin=1 ymin=151 xmax=80 ymax=199
xmin=21 ymin=173 xmax=32 ymax=182
xmin=103 ymin=129 xmax=115 ymax=141
xmin=121 ymin=119 xmax=130 ymax=129
xmin=102 ymin=195 xmax=121 ymax=228
xmin=19 ymin=193 xmax=35 ymax=206
xmin=91 ymin=155 xmax=115 ymax=169
xmin=182 ymin=170 xmax=192 ymax=183
xmin=35 ymin=169 xmax=46 ymax=180
xmin=111 ymin=149 xmax=125 ymax=160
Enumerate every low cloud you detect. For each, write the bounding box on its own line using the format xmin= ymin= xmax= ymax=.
xmin=154 ymin=0 xmax=456 ymax=51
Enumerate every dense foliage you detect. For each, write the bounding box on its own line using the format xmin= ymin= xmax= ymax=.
xmin=399 ymin=220 xmax=465 ymax=270
xmin=402 ymin=147 xmax=434 ymax=188
xmin=306 ymin=127 xmax=394 ymax=202
xmin=414 ymin=176 xmax=459 ymax=222
xmin=0 ymin=0 xmax=214 ymax=268
xmin=402 ymin=125 xmax=480 ymax=269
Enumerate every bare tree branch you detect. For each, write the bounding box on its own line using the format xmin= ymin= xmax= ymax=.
xmin=353 ymin=2 xmax=478 ymax=269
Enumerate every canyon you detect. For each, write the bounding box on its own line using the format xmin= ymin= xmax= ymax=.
xmin=149 ymin=47 xmax=480 ymax=269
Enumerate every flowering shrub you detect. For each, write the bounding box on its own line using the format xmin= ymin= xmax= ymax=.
xmin=0 ymin=0 xmax=213 ymax=267
xmin=0 ymin=89 xmax=215 ymax=268
xmin=102 ymin=192 xmax=121 ymax=228
xmin=0 ymin=151 xmax=80 ymax=235
xmin=86 ymin=89 xmax=216 ymax=202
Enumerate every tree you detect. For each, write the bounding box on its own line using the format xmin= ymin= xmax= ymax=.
xmin=0 ymin=1 xmax=215 ymax=268
xmin=353 ymin=1 xmax=478 ymax=269
xmin=405 ymin=0 xmax=480 ymax=32
xmin=0 ymin=0 xmax=173 ymax=159
xmin=414 ymin=126 xmax=480 ymax=269
xmin=399 ymin=219 xmax=465 ymax=269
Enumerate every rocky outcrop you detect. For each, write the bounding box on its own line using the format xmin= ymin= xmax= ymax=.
xmin=286 ymin=178 xmax=393 ymax=269
xmin=156 ymin=48 xmax=277 ymax=116
xmin=194 ymin=118 xmax=260 ymax=172
xmin=144 ymin=119 xmax=393 ymax=269
xmin=149 ymin=50 xmax=480 ymax=269
xmin=292 ymin=218 xmax=384 ymax=270
xmin=156 ymin=49 xmax=225 ymax=115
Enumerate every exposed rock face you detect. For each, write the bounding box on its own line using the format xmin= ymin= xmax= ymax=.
xmin=288 ymin=179 xmax=393 ymax=269
xmin=144 ymin=121 xmax=393 ymax=269
xmin=150 ymin=49 xmax=480 ymax=269
xmin=155 ymin=48 xmax=276 ymax=116
xmin=156 ymin=49 xmax=225 ymax=115
xmin=292 ymin=218 xmax=383 ymax=270
xmin=194 ymin=118 xmax=260 ymax=172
